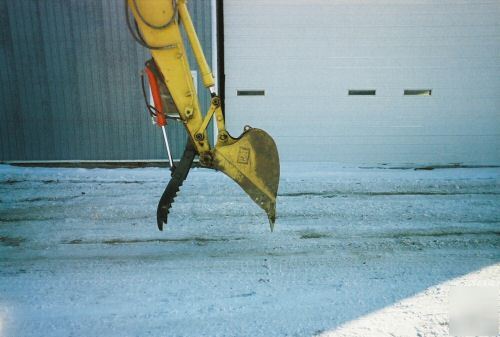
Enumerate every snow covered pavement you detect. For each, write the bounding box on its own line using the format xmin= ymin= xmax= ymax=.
xmin=0 ymin=163 xmax=499 ymax=336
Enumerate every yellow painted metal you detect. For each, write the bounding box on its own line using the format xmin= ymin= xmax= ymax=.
xmin=213 ymin=128 xmax=280 ymax=230
xmin=177 ymin=1 xmax=215 ymax=88
xmin=129 ymin=0 xmax=280 ymax=228
xmin=197 ymin=98 xmax=217 ymax=137
xmin=128 ymin=0 xmax=209 ymax=155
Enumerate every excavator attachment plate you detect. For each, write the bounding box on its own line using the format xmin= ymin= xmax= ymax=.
xmin=212 ymin=128 xmax=280 ymax=230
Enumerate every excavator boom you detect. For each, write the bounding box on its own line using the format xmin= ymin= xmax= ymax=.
xmin=126 ymin=0 xmax=280 ymax=230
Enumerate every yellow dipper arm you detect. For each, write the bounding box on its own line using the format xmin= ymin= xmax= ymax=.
xmin=127 ymin=0 xmax=280 ymax=230
xmin=128 ymin=0 xmax=210 ymax=155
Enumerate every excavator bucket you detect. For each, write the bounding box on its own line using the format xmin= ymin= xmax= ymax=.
xmin=212 ymin=127 xmax=280 ymax=230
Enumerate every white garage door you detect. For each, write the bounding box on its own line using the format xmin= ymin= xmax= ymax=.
xmin=223 ymin=0 xmax=500 ymax=165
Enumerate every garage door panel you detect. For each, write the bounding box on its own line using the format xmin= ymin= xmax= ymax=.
xmin=227 ymin=86 xmax=500 ymax=99
xmin=227 ymin=46 xmax=498 ymax=62
xmin=226 ymin=38 xmax=500 ymax=59
xmin=226 ymin=56 xmax=500 ymax=72
xmin=226 ymin=116 xmax=500 ymax=133
xmin=225 ymin=65 xmax=500 ymax=84
xmin=225 ymin=4 xmax=500 ymax=27
xmin=274 ymin=134 xmax=498 ymax=146
xmin=227 ymin=115 xmax=500 ymax=138
xmin=227 ymin=25 xmax=500 ymax=41
xmin=226 ymin=82 xmax=500 ymax=98
xmin=226 ymin=96 xmax=500 ymax=114
xmin=272 ymin=135 xmax=499 ymax=164
xmin=226 ymin=62 xmax=500 ymax=82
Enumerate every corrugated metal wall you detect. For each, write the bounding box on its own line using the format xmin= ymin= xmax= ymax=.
xmin=0 ymin=0 xmax=212 ymax=161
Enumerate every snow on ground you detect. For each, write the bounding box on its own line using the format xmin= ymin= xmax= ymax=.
xmin=319 ymin=264 xmax=499 ymax=337
xmin=0 ymin=163 xmax=498 ymax=337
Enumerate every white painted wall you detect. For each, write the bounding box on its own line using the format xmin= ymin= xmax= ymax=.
xmin=223 ymin=0 xmax=500 ymax=165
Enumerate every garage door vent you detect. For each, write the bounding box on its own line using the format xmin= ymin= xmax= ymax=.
xmin=237 ymin=90 xmax=265 ymax=96
xmin=404 ymin=89 xmax=432 ymax=96
xmin=348 ymin=89 xmax=376 ymax=96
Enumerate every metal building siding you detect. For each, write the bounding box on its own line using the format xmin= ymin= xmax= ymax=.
xmin=224 ymin=0 xmax=500 ymax=165
xmin=0 ymin=0 xmax=212 ymax=161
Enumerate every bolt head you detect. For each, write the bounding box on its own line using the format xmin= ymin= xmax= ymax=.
xmin=212 ymin=97 xmax=221 ymax=107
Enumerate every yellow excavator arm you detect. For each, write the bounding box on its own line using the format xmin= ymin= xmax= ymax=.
xmin=126 ymin=0 xmax=280 ymax=230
